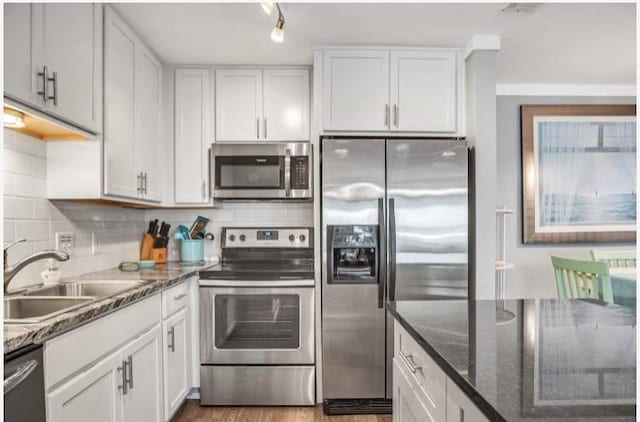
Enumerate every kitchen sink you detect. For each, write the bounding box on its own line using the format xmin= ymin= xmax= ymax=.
xmin=4 ymin=297 xmax=94 ymax=324
xmin=23 ymin=280 xmax=144 ymax=299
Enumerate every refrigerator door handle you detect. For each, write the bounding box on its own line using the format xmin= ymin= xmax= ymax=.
xmin=377 ymin=198 xmax=386 ymax=308
xmin=388 ymin=198 xmax=397 ymax=302
xmin=326 ymin=226 xmax=334 ymax=284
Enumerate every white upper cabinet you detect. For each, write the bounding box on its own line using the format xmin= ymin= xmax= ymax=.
xmin=216 ymin=69 xmax=263 ymax=141
xmin=321 ymin=47 xmax=460 ymax=134
xmin=103 ymin=7 xmax=138 ymax=200
xmin=37 ymin=4 xmax=103 ymax=133
xmin=135 ymin=45 xmax=162 ymax=202
xmin=322 ymin=49 xmax=390 ymax=131
xmin=4 ymin=4 xmax=40 ymax=106
xmin=4 ymin=3 xmax=102 ymax=133
xmin=104 ymin=6 xmax=163 ymax=203
xmin=174 ymin=68 xmax=212 ymax=205
xmin=390 ymin=50 xmax=457 ymax=132
xmin=262 ymin=69 xmax=309 ymax=141
xmin=216 ymin=68 xmax=310 ymax=142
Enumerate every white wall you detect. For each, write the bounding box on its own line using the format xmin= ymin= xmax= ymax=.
xmin=496 ymin=95 xmax=636 ymax=299
xmin=144 ymin=202 xmax=313 ymax=262
xmin=3 ymin=129 xmax=145 ymax=290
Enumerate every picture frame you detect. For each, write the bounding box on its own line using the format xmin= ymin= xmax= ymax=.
xmin=521 ymin=104 xmax=637 ymax=244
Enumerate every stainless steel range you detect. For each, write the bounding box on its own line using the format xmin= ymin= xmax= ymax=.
xmin=199 ymin=227 xmax=315 ymax=406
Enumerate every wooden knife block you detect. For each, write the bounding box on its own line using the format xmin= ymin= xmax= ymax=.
xmin=140 ymin=234 xmax=154 ymax=260
xmin=151 ymin=248 xmax=167 ymax=264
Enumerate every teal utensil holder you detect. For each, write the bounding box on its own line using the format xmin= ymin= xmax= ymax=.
xmin=180 ymin=239 xmax=204 ymax=262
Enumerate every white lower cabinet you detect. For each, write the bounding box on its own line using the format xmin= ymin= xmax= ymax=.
xmin=47 ymin=349 xmax=123 ymax=422
xmin=393 ymin=320 xmax=488 ymax=422
xmin=45 ymin=280 xmax=196 ymax=422
xmin=393 ymin=358 xmax=434 ymax=422
xmin=47 ymin=324 xmax=163 ymax=422
xmin=122 ymin=325 xmax=164 ymax=422
xmin=163 ymin=308 xmax=189 ymax=420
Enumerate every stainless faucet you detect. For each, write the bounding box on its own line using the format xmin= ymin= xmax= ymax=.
xmin=4 ymin=239 xmax=70 ymax=293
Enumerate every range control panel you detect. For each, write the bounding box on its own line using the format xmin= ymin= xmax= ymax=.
xmin=223 ymin=227 xmax=311 ymax=248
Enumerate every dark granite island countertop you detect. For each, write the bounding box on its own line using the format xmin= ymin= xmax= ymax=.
xmin=387 ymin=299 xmax=636 ymax=422
xmin=4 ymin=261 xmax=216 ymax=354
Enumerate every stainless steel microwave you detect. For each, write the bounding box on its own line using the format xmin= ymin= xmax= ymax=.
xmin=210 ymin=143 xmax=312 ymax=200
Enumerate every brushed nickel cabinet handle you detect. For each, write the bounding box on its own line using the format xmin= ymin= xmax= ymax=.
xmin=201 ymin=180 xmax=206 ymax=199
xmin=168 ymin=327 xmax=175 ymax=352
xmin=256 ymin=118 xmax=260 ymax=139
xmin=117 ymin=359 xmax=128 ymax=395
xmin=263 ymin=117 xmax=267 ymax=139
xmin=385 ymin=104 xmax=389 ymax=127
xmin=127 ymin=355 xmax=133 ymax=389
xmin=136 ymin=173 xmax=142 ymax=194
xmin=393 ymin=104 xmax=398 ymax=127
xmin=48 ymin=71 xmax=58 ymax=106
xmin=37 ymin=66 xmax=48 ymax=103
xmin=174 ymin=293 xmax=187 ymax=301
xmin=143 ymin=172 xmax=148 ymax=195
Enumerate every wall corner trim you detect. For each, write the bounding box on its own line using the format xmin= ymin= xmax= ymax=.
xmin=495 ymin=83 xmax=637 ymax=97
xmin=463 ymin=34 xmax=501 ymax=60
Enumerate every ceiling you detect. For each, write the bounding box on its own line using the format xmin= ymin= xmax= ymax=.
xmin=114 ymin=2 xmax=636 ymax=85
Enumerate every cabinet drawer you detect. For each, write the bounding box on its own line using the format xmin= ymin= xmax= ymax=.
xmin=162 ymin=281 xmax=189 ymax=318
xmin=394 ymin=320 xmax=446 ymax=415
xmin=45 ymin=293 xmax=161 ymax=390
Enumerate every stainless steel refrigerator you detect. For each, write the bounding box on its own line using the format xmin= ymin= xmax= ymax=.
xmin=321 ymin=137 xmax=470 ymax=414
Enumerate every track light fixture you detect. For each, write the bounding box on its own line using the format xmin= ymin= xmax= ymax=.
xmin=261 ymin=2 xmax=285 ymax=43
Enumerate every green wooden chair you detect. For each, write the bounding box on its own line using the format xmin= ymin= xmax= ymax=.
xmin=591 ymin=250 xmax=637 ymax=269
xmin=551 ymin=255 xmax=613 ymax=303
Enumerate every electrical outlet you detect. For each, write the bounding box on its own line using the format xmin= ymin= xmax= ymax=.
xmin=55 ymin=232 xmax=74 ymax=256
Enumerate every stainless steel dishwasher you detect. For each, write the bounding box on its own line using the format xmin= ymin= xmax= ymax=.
xmin=4 ymin=344 xmax=46 ymax=422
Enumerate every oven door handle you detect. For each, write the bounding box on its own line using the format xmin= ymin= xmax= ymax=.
xmin=284 ymin=149 xmax=291 ymax=197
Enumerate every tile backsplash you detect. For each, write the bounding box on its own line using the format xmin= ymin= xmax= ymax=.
xmin=145 ymin=202 xmax=313 ymax=262
xmin=3 ymin=128 xmax=314 ymax=289
xmin=3 ymin=129 xmax=144 ymax=291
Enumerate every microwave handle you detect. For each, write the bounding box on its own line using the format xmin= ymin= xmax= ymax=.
xmin=284 ymin=149 xmax=291 ymax=197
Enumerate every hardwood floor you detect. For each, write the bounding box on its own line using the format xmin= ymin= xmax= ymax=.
xmin=172 ymin=400 xmax=392 ymax=422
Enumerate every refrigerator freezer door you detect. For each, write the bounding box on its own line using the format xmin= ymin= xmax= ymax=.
xmin=322 ymin=138 xmax=387 ymax=399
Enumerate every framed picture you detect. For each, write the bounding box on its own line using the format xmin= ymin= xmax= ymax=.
xmin=521 ymin=104 xmax=637 ymax=244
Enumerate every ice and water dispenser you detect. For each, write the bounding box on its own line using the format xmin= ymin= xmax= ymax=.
xmin=326 ymin=225 xmax=378 ymax=284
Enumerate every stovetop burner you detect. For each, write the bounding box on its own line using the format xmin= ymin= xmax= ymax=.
xmin=200 ymin=227 xmax=314 ymax=281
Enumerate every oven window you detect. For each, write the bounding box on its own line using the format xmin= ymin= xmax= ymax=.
xmin=214 ymin=294 xmax=300 ymax=349
xmin=219 ymin=165 xmax=281 ymax=188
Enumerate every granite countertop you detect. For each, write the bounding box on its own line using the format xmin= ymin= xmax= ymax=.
xmin=4 ymin=262 xmax=216 ymax=354
xmin=387 ymin=299 xmax=636 ymax=422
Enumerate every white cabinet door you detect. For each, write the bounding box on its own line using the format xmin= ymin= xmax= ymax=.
xmin=121 ymin=325 xmax=163 ymax=422
xmin=135 ymin=44 xmax=162 ymax=202
xmin=4 ymin=4 xmax=41 ymax=106
xmin=262 ymin=69 xmax=309 ymax=141
xmin=322 ymin=49 xmax=390 ymax=131
xmin=393 ymin=359 xmax=433 ymax=422
xmin=174 ymin=68 xmax=212 ymax=205
xmin=215 ymin=69 xmax=263 ymax=141
xmin=103 ymin=7 xmax=138 ymax=199
xmin=390 ymin=50 xmax=457 ymax=133
xmin=446 ymin=378 xmax=490 ymax=422
xmin=37 ymin=3 xmax=102 ymax=132
xmin=163 ymin=308 xmax=189 ymax=421
xmin=47 ymin=350 xmax=123 ymax=422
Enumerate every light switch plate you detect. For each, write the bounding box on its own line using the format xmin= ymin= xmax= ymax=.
xmin=55 ymin=232 xmax=74 ymax=256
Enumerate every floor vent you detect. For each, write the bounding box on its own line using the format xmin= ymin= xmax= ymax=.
xmin=323 ymin=398 xmax=392 ymax=415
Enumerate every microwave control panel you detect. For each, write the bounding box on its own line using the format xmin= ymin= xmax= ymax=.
xmin=291 ymin=156 xmax=309 ymax=189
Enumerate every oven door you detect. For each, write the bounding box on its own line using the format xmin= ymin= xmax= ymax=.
xmin=200 ymin=285 xmax=314 ymax=364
